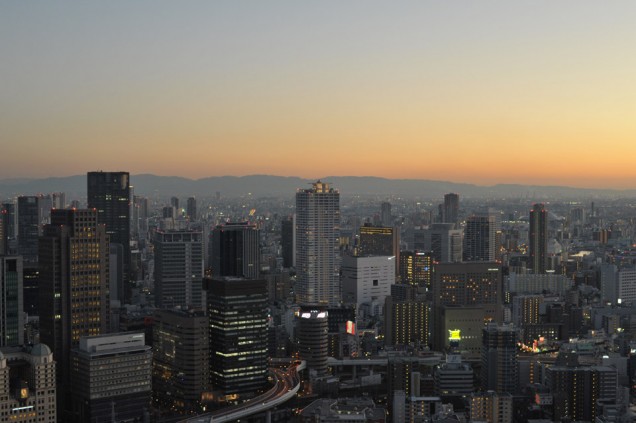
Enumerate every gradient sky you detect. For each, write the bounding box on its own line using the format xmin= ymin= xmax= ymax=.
xmin=2 ymin=2 xmax=636 ymax=188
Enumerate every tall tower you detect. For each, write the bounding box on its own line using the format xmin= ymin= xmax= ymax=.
xmin=481 ymin=324 xmax=518 ymax=394
xmin=153 ymin=229 xmax=204 ymax=309
xmin=0 ymin=256 xmax=24 ymax=346
xmin=463 ymin=213 xmax=497 ymax=262
xmin=211 ymin=222 xmax=260 ymax=279
xmin=380 ymin=201 xmax=392 ymax=226
xmin=443 ymin=193 xmax=459 ymax=225
xmin=186 ymin=196 xmax=197 ymax=221
xmin=17 ymin=196 xmax=45 ymax=264
xmin=38 ymin=209 xmax=110 ymax=416
xmin=205 ymin=277 xmax=268 ymax=402
xmin=87 ymin=172 xmax=131 ymax=297
xmin=529 ymin=203 xmax=548 ymax=274
xmin=295 ymin=181 xmax=340 ymax=306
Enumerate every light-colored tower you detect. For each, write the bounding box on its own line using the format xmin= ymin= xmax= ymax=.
xmin=529 ymin=203 xmax=547 ymax=274
xmin=295 ymin=181 xmax=340 ymax=306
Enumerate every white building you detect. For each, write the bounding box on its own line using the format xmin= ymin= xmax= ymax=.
xmin=295 ymin=181 xmax=340 ymax=306
xmin=341 ymin=255 xmax=395 ymax=314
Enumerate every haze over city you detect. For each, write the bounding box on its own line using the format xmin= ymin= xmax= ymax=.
xmin=3 ymin=2 xmax=636 ymax=188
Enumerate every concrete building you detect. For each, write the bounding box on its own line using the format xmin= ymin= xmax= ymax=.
xmin=434 ymin=354 xmax=473 ymax=395
xmin=421 ymin=223 xmax=463 ymax=263
xmin=463 ymin=212 xmax=498 ymax=262
xmin=295 ymin=181 xmax=340 ymax=306
xmin=0 ymin=256 xmax=23 ymax=347
xmin=481 ymin=324 xmax=518 ymax=394
xmin=297 ymin=309 xmax=329 ymax=379
xmin=0 ymin=344 xmax=56 ymax=423
xmin=342 ymin=255 xmax=394 ymax=311
xmin=470 ymin=391 xmax=513 ymax=423
xmin=153 ymin=308 xmax=210 ymax=413
xmin=70 ymin=333 xmax=152 ymax=422
xmin=529 ymin=204 xmax=548 ymax=274
xmin=210 ymin=222 xmax=260 ymax=279
xmin=299 ymin=397 xmax=387 ymax=422
xmin=399 ymin=250 xmax=433 ymax=289
xmin=384 ymin=296 xmax=430 ymax=347
xmin=153 ymin=229 xmax=204 ymax=308
xmin=358 ymin=225 xmax=399 ymax=270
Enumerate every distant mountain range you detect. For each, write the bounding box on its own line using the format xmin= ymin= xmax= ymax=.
xmin=0 ymin=174 xmax=634 ymax=199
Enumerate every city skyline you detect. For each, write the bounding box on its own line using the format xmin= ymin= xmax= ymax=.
xmin=3 ymin=2 xmax=636 ymax=188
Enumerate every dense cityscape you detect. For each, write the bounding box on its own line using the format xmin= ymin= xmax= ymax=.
xmin=1 ymin=173 xmax=636 ymax=422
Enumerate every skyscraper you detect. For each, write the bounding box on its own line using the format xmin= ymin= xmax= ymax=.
xmin=17 ymin=196 xmax=44 ymax=264
xmin=39 ymin=209 xmax=110 ymax=416
xmin=358 ymin=224 xmax=400 ymax=269
xmin=421 ymin=223 xmax=463 ymax=263
xmin=529 ymin=203 xmax=548 ymax=274
xmin=399 ymin=251 xmax=433 ymax=289
xmin=463 ymin=212 xmax=498 ymax=262
xmin=205 ymin=277 xmax=268 ymax=402
xmin=380 ymin=201 xmax=392 ymax=226
xmin=153 ymin=229 xmax=204 ymax=308
xmin=281 ymin=216 xmax=295 ymax=268
xmin=481 ymin=324 xmax=518 ymax=394
xmin=295 ymin=181 xmax=340 ymax=306
xmin=0 ymin=256 xmax=24 ymax=347
xmin=211 ymin=222 xmax=260 ymax=279
xmin=443 ymin=193 xmax=459 ymax=225
xmin=87 ymin=171 xmax=131 ymax=297
xmin=186 ymin=196 xmax=197 ymax=221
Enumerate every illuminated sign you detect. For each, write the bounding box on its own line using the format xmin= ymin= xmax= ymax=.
xmin=448 ymin=329 xmax=461 ymax=341
xmin=346 ymin=321 xmax=356 ymax=335
xmin=317 ymin=312 xmax=326 ymax=319
xmin=301 ymin=313 xmax=311 ymax=319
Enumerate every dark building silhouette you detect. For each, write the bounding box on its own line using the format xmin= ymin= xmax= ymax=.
xmin=443 ymin=193 xmax=459 ymax=225
xmin=481 ymin=324 xmax=518 ymax=394
xmin=529 ymin=203 xmax=548 ymax=274
xmin=463 ymin=213 xmax=497 ymax=262
xmin=17 ymin=196 xmax=45 ymax=264
xmin=39 ymin=209 xmax=110 ymax=418
xmin=186 ymin=196 xmax=197 ymax=221
xmin=87 ymin=171 xmax=131 ymax=299
xmin=211 ymin=222 xmax=260 ymax=279
xmin=205 ymin=277 xmax=268 ymax=402
xmin=359 ymin=224 xmax=399 ymax=272
xmin=381 ymin=201 xmax=392 ymax=226
xmin=281 ymin=216 xmax=295 ymax=268
xmin=0 ymin=256 xmax=24 ymax=346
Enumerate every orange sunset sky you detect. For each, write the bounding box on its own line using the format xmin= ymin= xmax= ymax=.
xmin=2 ymin=2 xmax=636 ymax=188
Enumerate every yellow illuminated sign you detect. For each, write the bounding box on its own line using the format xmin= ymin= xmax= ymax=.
xmin=448 ymin=329 xmax=461 ymax=340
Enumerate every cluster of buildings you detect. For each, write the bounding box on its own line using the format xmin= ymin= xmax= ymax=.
xmin=1 ymin=175 xmax=636 ymax=422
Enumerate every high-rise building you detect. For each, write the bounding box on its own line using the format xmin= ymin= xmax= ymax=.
xmin=153 ymin=308 xmax=210 ymax=414
xmin=0 ymin=207 xmax=8 ymax=255
xmin=341 ymin=255 xmax=394 ymax=310
xmin=434 ymin=354 xmax=473 ymax=396
xmin=17 ymin=196 xmax=45 ymax=264
xmin=297 ymin=309 xmax=329 ymax=379
xmin=132 ymin=195 xmax=149 ymax=240
xmin=380 ymin=201 xmax=392 ymax=226
xmin=170 ymin=196 xmax=179 ymax=212
xmin=38 ymin=209 xmax=110 ymax=416
xmin=421 ymin=223 xmax=463 ymax=263
xmin=399 ymin=251 xmax=433 ymax=289
xmin=51 ymin=192 xmax=65 ymax=210
xmin=0 ymin=344 xmax=57 ymax=423
xmin=70 ymin=333 xmax=152 ymax=423
xmin=153 ymin=229 xmax=204 ymax=309
xmin=0 ymin=256 xmax=23 ymax=347
xmin=431 ymin=262 xmax=503 ymax=350
xmin=205 ymin=277 xmax=268 ymax=402
xmin=281 ymin=216 xmax=295 ymax=268
xmin=87 ymin=171 xmax=131 ymax=297
xmin=211 ymin=222 xmax=260 ymax=279
xmin=469 ymin=391 xmax=513 ymax=423
xmin=443 ymin=193 xmax=459 ymax=225
xmin=463 ymin=213 xmax=498 ymax=262
xmin=384 ymin=296 xmax=430 ymax=347
xmin=481 ymin=324 xmax=518 ymax=394
xmin=1 ymin=202 xmax=16 ymax=245
xmin=358 ymin=224 xmax=400 ymax=270
xmin=529 ymin=203 xmax=548 ymax=274
xmin=295 ymin=181 xmax=340 ymax=306
xmin=186 ymin=196 xmax=197 ymax=221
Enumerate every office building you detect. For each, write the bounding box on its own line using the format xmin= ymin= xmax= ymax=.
xmin=39 ymin=209 xmax=110 ymax=416
xmin=205 ymin=277 xmax=268 ymax=401
xmin=481 ymin=324 xmax=518 ymax=394
xmin=434 ymin=354 xmax=473 ymax=395
xmin=341 ymin=255 xmax=394 ymax=310
xmin=153 ymin=229 xmax=204 ymax=308
xmin=443 ymin=193 xmax=459 ymax=225
xmin=70 ymin=333 xmax=152 ymax=423
xmin=529 ymin=203 xmax=548 ymax=274
xmin=463 ymin=212 xmax=498 ymax=262
xmin=132 ymin=195 xmax=149 ymax=240
xmin=153 ymin=308 xmax=210 ymax=413
xmin=297 ymin=309 xmax=329 ymax=379
xmin=512 ymin=295 xmax=542 ymax=327
xmin=431 ymin=262 xmax=502 ymax=350
xmin=87 ymin=171 xmax=131 ymax=297
xmin=186 ymin=196 xmax=197 ymax=221
xmin=470 ymin=391 xmax=513 ymax=423
xmin=211 ymin=222 xmax=260 ymax=279
xmin=0 ymin=344 xmax=56 ymax=423
xmin=1 ymin=202 xmax=16 ymax=244
xmin=421 ymin=223 xmax=462 ymax=263
xmin=381 ymin=201 xmax=392 ymax=226
xmin=399 ymin=250 xmax=433 ymax=288
xmin=0 ymin=256 xmax=23 ymax=347
xmin=281 ymin=216 xmax=295 ymax=268
xmin=0 ymin=206 xmax=8 ymax=255
xmin=358 ymin=224 xmax=400 ymax=271
xmin=295 ymin=181 xmax=341 ymax=306
xmin=17 ymin=196 xmax=46 ymax=263
xmin=384 ymin=296 xmax=430 ymax=347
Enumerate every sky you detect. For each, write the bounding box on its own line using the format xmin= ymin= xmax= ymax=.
xmin=2 ymin=2 xmax=636 ymax=188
